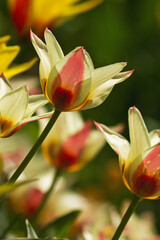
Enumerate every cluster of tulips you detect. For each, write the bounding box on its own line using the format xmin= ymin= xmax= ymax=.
xmin=0 ymin=1 xmax=160 ymax=239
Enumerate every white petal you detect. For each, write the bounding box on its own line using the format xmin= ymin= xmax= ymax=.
xmin=43 ymin=112 xmax=84 ymax=143
xmin=0 ymin=86 xmax=28 ymax=123
xmin=82 ymin=70 xmax=132 ymax=110
xmin=20 ymin=110 xmax=54 ymax=126
xmin=23 ymin=94 xmax=49 ymax=119
xmin=0 ymin=74 xmax=12 ymax=99
xmin=95 ymin=122 xmax=130 ymax=166
xmin=128 ymin=107 xmax=151 ymax=161
xmin=44 ymin=28 xmax=64 ymax=68
xmin=30 ymin=30 xmax=51 ymax=80
xmin=149 ymin=129 xmax=160 ymax=146
xmin=91 ymin=62 xmax=127 ymax=91
xmin=83 ymin=49 xmax=94 ymax=70
xmin=80 ymin=130 xmax=105 ymax=163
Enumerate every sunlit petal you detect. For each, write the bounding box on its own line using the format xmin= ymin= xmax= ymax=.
xmin=0 ymin=86 xmax=28 ymax=120
xmin=80 ymin=129 xmax=105 ymax=165
xmin=95 ymin=122 xmax=130 ymax=169
xmin=91 ymin=62 xmax=127 ymax=91
xmin=0 ymin=86 xmax=28 ymax=136
xmin=83 ymin=70 xmax=133 ymax=110
xmin=30 ymin=30 xmax=51 ymax=85
xmin=0 ymin=74 xmax=12 ymax=99
xmin=9 ymin=110 xmax=54 ymax=137
xmin=47 ymin=47 xmax=91 ymax=110
xmin=23 ymin=94 xmax=49 ymax=119
xmin=44 ymin=28 xmax=64 ymax=68
xmin=149 ymin=129 xmax=160 ymax=146
xmin=128 ymin=107 xmax=151 ymax=161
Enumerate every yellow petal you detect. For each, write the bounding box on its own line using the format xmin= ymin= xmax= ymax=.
xmin=0 ymin=45 xmax=20 ymax=72
xmin=0 ymin=35 xmax=11 ymax=46
xmin=61 ymin=0 xmax=103 ymax=17
xmin=5 ymin=57 xmax=37 ymax=79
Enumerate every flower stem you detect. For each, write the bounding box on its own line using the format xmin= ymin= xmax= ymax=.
xmin=9 ymin=110 xmax=61 ymax=183
xmin=32 ymin=168 xmax=61 ymax=223
xmin=111 ymin=195 xmax=140 ymax=240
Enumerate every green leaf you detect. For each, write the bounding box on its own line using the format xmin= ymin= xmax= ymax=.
xmin=40 ymin=210 xmax=81 ymax=238
xmin=0 ymin=179 xmax=36 ymax=195
xmin=26 ymin=219 xmax=39 ymax=238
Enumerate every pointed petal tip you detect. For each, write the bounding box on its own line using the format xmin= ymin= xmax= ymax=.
xmin=123 ymin=62 xmax=127 ymax=67
xmin=94 ymin=121 xmax=102 ymax=131
xmin=30 ymin=29 xmax=35 ymax=41
xmin=30 ymin=29 xmax=37 ymax=40
xmin=129 ymin=106 xmax=142 ymax=119
xmin=128 ymin=69 xmax=134 ymax=76
xmin=44 ymin=28 xmax=51 ymax=36
xmin=24 ymin=84 xmax=29 ymax=91
xmin=45 ymin=27 xmax=51 ymax=33
xmin=30 ymin=29 xmax=33 ymax=36
xmin=76 ymin=46 xmax=84 ymax=53
xmin=129 ymin=106 xmax=137 ymax=111
xmin=0 ymin=73 xmax=6 ymax=79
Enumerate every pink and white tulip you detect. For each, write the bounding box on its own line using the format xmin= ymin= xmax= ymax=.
xmin=41 ymin=111 xmax=105 ymax=171
xmin=95 ymin=107 xmax=160 ymax=199
xmin=31 ymin=28 xmax=133 ymax=111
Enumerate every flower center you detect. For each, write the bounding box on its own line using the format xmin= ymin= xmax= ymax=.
xmin=55 ymin=149 xmax=77 ymax=169
xmin=0 ymin=118 xmax=14 ymax=137
xmin=133 ymin=174 xmax=157 ymax=197
xmin=52 ymin=87 xmax=73 ymax=110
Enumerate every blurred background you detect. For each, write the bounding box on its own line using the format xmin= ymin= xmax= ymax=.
xmin=1 ymin=0 xmax=160 ymax=238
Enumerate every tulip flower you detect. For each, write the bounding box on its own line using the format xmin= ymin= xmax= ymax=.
xmin=0 ymin=35 xmax=37 ymax=78
xmin=95 ymin=107 xmax=160 ymax=199
xmin=0 ymin=74 xmax=53 ymax=137
xmin=8 ymin=0 xmax=103 ymax=37
xmin=31 ymin=29 xmax=133 ymax=111
xmin=41 ymin=111 xmax=105 ymax=171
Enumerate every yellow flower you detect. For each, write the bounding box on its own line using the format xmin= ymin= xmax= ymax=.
xmin=96 ymin=107 xmax=160 ymax=199
xmin=41 ymin=111 xmax=105 ymax=171
xmin=0 ymin=35 xmax=37 ymax=78
xmin=8 ymin=0 xmax=103 ymax=37
xmin=31 ymin=29 xmax=133 ymax=111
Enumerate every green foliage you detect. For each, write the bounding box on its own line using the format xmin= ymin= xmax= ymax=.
xmin=40 ymin=210 xmax=81 ymax=238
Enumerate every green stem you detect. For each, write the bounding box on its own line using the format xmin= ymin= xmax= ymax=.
xmin=9 ymin=110 xmax=61 ymax=183
xmin=32 ymin=168 xmax=61 ymax=223
xmin=111 ymin=195 xmax=141 ymax=240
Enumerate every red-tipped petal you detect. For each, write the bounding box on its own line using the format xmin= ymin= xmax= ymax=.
xmin=49 ymin=48 xmax=86 ymax=110
xmin=55 ymin=121 xmax=92 ymax=169
xmin=132 ymin=144 xmax=160 ymax=198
